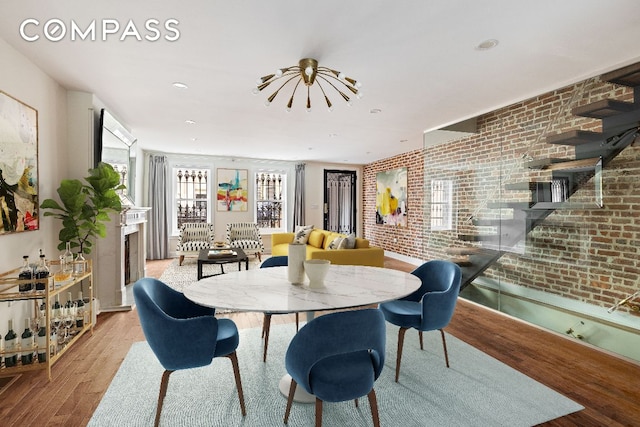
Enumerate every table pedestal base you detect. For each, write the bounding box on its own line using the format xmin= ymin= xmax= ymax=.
xmin=279 ymin=374 xmax=315 ymax=404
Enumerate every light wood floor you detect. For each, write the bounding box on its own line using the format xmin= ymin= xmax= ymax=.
xmin=0 ymin=257 xmax=637 ymax=426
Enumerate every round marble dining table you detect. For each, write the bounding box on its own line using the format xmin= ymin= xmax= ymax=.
xmin=183 ymin=264 xmax=421 ymax=313
xmin=183 ymin=264 xmax=421 ymax=403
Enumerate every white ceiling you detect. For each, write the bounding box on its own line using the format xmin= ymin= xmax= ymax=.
xmin=2 ymin=1 xmax=640 ymax=164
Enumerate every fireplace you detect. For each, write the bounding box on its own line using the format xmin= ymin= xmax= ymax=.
xmin=95 ymin=206 xmax=150 ymax=312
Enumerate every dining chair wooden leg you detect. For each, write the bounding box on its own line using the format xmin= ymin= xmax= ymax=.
xmin=367 ymin=389 xmax=381 ymax=427
xmin=419 ymin=330 xmax=424 ymax=350
xmin=315 ymin=398 xmax=323 ymax=427
xmin=226 ymin=352 xmax=247 ymax=416
xmin=440 ymin=329 xmax=450 ymax=368
xmin=283 ymin=379 xmax=297 ymax=424
xmin=263 ymin=314 xmax=273 ymax=362
xmin=295 ymin=313 xmax=299 ymax=331
xmin=396 ymin=327 xmax=408 ymax=382
xmin=155 ymin=370 xmax=173 ymax=427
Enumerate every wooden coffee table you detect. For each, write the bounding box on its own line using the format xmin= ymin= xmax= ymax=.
xmin=197 ymin=248 xmax=249 ymax=280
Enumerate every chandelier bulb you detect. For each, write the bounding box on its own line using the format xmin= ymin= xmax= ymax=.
xmin=264 ymin=100 xmax=271 ymax=107
xmin=252 ymin=88 xmax=260 ymax=95
xmin=306 ymin=107 xmax=312 ymax=113
xmin=338 ymin=72 xmax=345 ymax=81
xmin=355 ymin=81 xmax=362 ymax=89
xmin=356 ymin=92 xmax=364 ymax=99
xmin=275 ymin=69 xmax=283 ymax=78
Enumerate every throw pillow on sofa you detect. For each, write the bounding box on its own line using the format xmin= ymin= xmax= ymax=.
xmin=344 ymin=232 xmax=356 ymax=249
xmin=328 ymin=236 xmax=344 ymax=249
xmin=293 ymin=225 xmax=313 ymax=244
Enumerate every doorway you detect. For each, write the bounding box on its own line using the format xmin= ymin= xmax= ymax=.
xmin=323 ymin=170 xmax=357 ymax=233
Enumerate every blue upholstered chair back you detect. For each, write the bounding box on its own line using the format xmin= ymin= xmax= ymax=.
xmin=260 ymin=256 xmax=288 ymax=268
xmin=285 ymin=308 xmax=386 ymax=398
xmin=133 ymin=277 xmax=219 ymax=371
xmin=407 ymin=260 xmax=461 ymax=331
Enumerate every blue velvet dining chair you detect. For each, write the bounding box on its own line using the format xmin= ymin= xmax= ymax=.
xmin=260 ymin=256 xmax=299 ymax=362
xmin=133 ymin=277 xmax=246 ymax=426
xmin=379 ymin=260 xmax=461 ymax=382
xmin=283 ymin=308 xmax=386 ymax=427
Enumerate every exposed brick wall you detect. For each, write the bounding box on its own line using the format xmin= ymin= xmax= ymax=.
xmin=363 ymin=75 xmax=639 ymax=314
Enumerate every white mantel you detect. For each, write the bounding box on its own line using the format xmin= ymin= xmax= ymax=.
xmin=95 ymin=206 xmax=150 ymax=312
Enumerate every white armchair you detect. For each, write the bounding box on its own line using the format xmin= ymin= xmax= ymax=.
xmin=176 ymin=223 xmax=215 ymax=266
xmin=225 ymin=222 xmax=264 ymax=261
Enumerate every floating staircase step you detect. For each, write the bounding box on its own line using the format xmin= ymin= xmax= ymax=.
xmin=601 ymin=61 xmax=640 ymax=87
xmin=486 ymin=202 xmax=534 ymax=210
xmin=445 ymin=246 xmax=484 ymax=256
xmin=471 ymin=218 xmax=525 ymax=227
xmin=458 ymin=234 xmax=500 ymax=242
xmin=571 ymin=99 xmax=637 ymax=119
xmin=450 ymin=255 xmax=472 ymax=266
xmin=546 ymin=130 xmax=603 ymax=146
xmin=525 ymin=158 xmax=570 ymax=170
xmin=544 ymin=157 xmax=600 ymax=172
xmin=504 ymin=182 xmax=537 ymax=191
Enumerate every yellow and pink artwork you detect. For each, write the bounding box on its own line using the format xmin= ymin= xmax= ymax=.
xmin=375 ymin=167 xmax=407 ymax=227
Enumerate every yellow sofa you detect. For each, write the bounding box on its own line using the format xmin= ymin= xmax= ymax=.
xmin=270 ymin=229 xmax=384 ymax=267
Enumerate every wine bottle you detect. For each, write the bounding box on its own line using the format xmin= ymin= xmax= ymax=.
xmin=76 ymin=291 xmax=85 ymax=328
xmin=21 ymin=318 xmax=34 ymax=365
xmin=62 ymin=242 xmax=74 ymax=274
xmin=35 ymin=250 xmax=50 ymax=292
xmin=18 ymin=255 xmax=34 ymax=293
xmin=4 ymin=320 xmax=18 ymax=368
xmin=37 ymin=325 xmax=47 ymax=363
xmin=52 ymin=295 xmax=61 ymax=318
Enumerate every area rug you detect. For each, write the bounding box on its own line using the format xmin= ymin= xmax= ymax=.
xmin=158 ymin=256 xmax=264 ymax=293
xmin=89 ymin=323 xmax=582 ymax=427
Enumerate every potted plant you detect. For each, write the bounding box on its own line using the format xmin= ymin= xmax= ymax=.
xmin=40 ymin=162 xmax=125 ymax=256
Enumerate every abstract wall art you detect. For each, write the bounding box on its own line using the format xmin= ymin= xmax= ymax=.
xmin=375 ymin=167 xmax=407 ymax=227
xmin=0 ymin=91 xmax=39 ymax=235
xmin=216 ymin=168 xmax=248 ymax=211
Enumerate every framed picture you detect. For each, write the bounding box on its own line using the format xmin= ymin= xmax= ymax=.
xmin=0 ymin=91 xmax=39 ymax=235
xmin=375 ymin=167 xmax=407 ymax=227
xmin=217 ymin=168 xmax=248 ymax=211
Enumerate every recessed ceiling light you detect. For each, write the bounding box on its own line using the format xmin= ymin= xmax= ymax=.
xmin=370 ymin=108 xmax=382 ymax=114
xmin=185 ymin=119 xmax=196 ymax=124
xmin=191 ymin=137 xmax=198 ymax=142
xmin=400 ymin=139 xmax=408 ymax=143
xmin=173 ymin=82 xmax=188 ymax=89
xmin=329 ymin=133 xmax=338 ymax=138
xmin=476 ymin=39 xmax=499 ymax=51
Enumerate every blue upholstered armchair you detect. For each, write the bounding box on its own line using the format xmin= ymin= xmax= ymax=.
xmin=225 ymin=222 xmax=264 ymax=261
xmin=379 ymin=260 xmax=461 ymax=382
xmin=133 ymin=278 xmax=246 ymax=426
xmin=259 ymin=256 xmax=299 ymax=362
xmin=283 ymin=308 xmax=386 ymax=427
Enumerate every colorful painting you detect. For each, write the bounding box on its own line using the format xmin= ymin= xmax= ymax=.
xmin=375 ymin=167 xmax=407 ymax=227
xmin=217 ymin=168 xmax=248 ymax=211
xmin=0 ymin=91 xmax=39 ymax=235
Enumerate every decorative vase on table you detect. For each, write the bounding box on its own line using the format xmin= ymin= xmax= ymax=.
xmin=304 ymin=259 xmax=330 ymax=288
xmin=287 ymin=243 xmax=306 ymax=284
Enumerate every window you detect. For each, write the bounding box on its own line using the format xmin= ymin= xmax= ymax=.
xmin=255 ymin=171 xmax=286 ymax=231
xmin=431 ymin=179 xmax=454 ymax=230
xmin=174 ymin=168 xmax=210 ymax=230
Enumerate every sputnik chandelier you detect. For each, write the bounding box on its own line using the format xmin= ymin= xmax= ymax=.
xmin=253 ymin=58 xmax=362 ymax=112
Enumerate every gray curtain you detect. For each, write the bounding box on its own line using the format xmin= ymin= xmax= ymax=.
xmin=292 ymin=163 xmax=305 ymax=230
xmin=147 ymin=155 xmax=169 ymax=259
